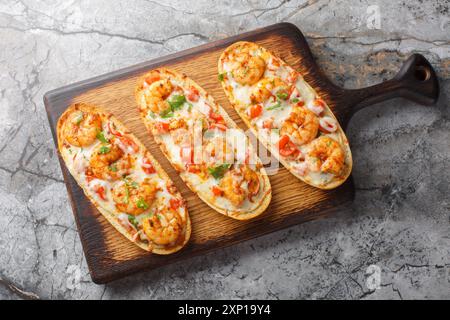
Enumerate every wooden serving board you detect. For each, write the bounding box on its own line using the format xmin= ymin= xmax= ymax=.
xmin=44 ymin=23 xmax=439 ymax=284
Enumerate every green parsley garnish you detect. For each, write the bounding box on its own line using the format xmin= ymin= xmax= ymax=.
xmin=96 ymin=131 xmax=109 ymax=143
xmin=123 ymin=177 xmax=138 ymax=189
xmin=276 ymin=90 xmax=289 ymax=100
xmin=148 ymin=111 xmax=156 ymax=119
xmin=99 ymin=146 xmax=110 ymax=154
xmin=128 ymin=215 xmax=139 ymax=229
xmin=208 ymin=164 xmax=232 ymax=179
xmin=123 ymin=187 xmax=129 ymax=204
xmin=108 ymin=164 xmax=118 ymax=172
xmin=218 ymin=73 xmax=226 ymax=81
xmin=291 ymin=98 xmax=299 ymax=103
xmin=168 ymin=95 xmax=186 ymax=111
xmin=73 ymin=112 xmax=84 ymax=124
xmin=160 ymin=109 xmax=174 ymax=118
xmin=187 ymin=103 xmax=193 ymax=112
xmin=136 ymin=198 xmax=149 ymax=210
xmin=267 ymin=101 xmax=282 ymax=110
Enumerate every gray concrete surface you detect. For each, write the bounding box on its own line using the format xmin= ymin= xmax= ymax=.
xmin=0 ymin=0 xmax=449 ymax=300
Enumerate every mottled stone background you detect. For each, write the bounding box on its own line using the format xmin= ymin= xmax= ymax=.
xmin=0 ymin=0 xmax=449 ymax=300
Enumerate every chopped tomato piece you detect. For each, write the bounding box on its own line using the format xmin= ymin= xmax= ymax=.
xmin=108 ymin=122 xmax=122 ymax=137
xmin=169 ymin=198 xmax=181 ymax=210
xmin=144 ymin=74 xmax=160 ymax=86
xmin=209 ymin=110 xmax=224 ymax=122
xmin=119 ymin=136 xmax=139 ymax=153
xmin=249 ymin=104 xmax=263 ymax=119
xmin=277 ymin=135 xmax=290 ymax=149
xmin=262 ymin=118 xmax=274 ymax=129
xmin=141 ymin=157 xmax=156 ymax=174
xmin=186 ymin=164 xmax=201 ymax=173
xmin=95 ymin=186 xmax=107 ymax=201
xmin=187 ymin=86 xmax=199 ymax=102
xmin=154 ymin=122 xmax=170 ymax=133
xmin=279 ymin=142 xmax=299 ymax=157
xmin=209 ymin=123 xmax=227 ymax=131
xmin=211 ymin=186 xmax=223 ymax=196
xmin=277 ymin=135 xmax=299 ymax=157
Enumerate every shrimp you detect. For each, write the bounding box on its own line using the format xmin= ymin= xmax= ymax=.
xmin=229 ymin=49 xmax=266 ymax=85
xmin=145 ymin=95 xmax=171 ymax=115
xmin=89 ymin=142 xmax=133 ymax=180
xmin=242 ymin=165 xmax=260 ymax=197
xmin=111 ymin=178 xmax=158 ymax=215
xmin=280 ymin=106 xmax=319 ymax=146
xmin=142 ymin=208 xmax=182 ymax=245
xmin=250 ymin=77 xmax=289 ymax=104
xmin=147 ymin=79 xmax=173 ymax=99
xmin=62 ymin=110 xmax=102 ymax=147
xmin=143 ymin=79 xmax=174 ymax=114
xmin=219 ymin=165 xmax=260 ymax=206
xmin=307 ymin=136 xmax=345 ymax=175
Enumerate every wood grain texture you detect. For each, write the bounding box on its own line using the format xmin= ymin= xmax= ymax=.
xmin=44 ymin=23 xmax=358 ymax=284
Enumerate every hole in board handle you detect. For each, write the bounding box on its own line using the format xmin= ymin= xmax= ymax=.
xmin=414 ymin=65 xmax=431 ymax=82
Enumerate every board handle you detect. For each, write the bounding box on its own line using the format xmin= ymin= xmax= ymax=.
xmin=344 ymin=54 xmax=440 ymax=121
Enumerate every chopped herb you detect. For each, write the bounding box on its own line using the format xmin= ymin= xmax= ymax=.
xmin=128 ymin=215 xmax=139 ymax=229
xmin=208 ymin=163 xmax=232 ymax=179
xmin=99 ymin=146 xmax=110 ymax=154
xmin=123 ymin=187 xmax=129 ymax=204
xmin=157 ymin=214 xmax=163 ymax=220
xmin=168 ymin=94 xmax=186 ymax=111
xmin=68 ymin=148 xmax=72 ymax=154
xmin=148 ymin=111 xmax=156 ymax=119
xmin=267 ymin=101 xmax=282 ymax=110
xmin=291 ymin=98 xmax=299 ymax=103
xmin=73 ymin=112 xmax=83 ymax=124
xmin=276 ymin=90 xmax=289 ymax=100
xmin=136 ymin=198 xmax=149 ymax=210
xmin=108 ymin=164 xmax=118 ymax=172
xmin=96 ymin=131 xmax=109 ymax=143
xmin=187 ymin=103 xmax=193 ymax=112
xmin=218 ymin=73 xmax=226 ymax=81
xmin=123 ymin=177 xmax=138 ymax=189
xmin=160 ymin=110 xmax=174 ymax=118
